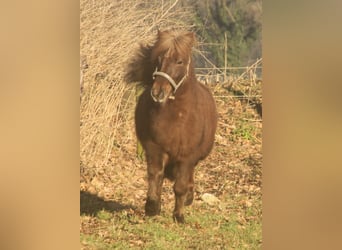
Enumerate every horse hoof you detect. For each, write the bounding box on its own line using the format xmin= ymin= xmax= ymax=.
xmin=145 ymin=199 xmax=161 ymax=216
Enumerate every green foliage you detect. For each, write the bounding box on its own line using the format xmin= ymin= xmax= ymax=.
xmin=190 ymin=0 xmax=262 ymax=67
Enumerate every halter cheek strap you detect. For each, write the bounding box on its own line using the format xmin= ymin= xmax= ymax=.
xmin=152 ymin=57 xmax=191 ymax=94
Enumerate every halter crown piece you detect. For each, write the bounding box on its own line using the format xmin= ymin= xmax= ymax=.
xmin=152 ymin=57 xmax=191 ymax=99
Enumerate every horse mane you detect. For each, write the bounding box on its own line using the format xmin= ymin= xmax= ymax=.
xmin=124 ymin=30 xmax=196 ymax=86
xmin=151 ymin=30 xmax=196 ymax=61
xmin=124 ymin=43 xmax=154 ymax=86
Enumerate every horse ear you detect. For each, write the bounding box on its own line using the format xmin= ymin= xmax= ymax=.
xmin=185 ymin=32 xmax=197 ymax=47
xmin=157 ymin=28 xmax=161 ymax=36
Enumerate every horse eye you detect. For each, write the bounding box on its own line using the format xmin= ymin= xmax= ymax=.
xmin=176 ymin=60 xmax=183 ymax=65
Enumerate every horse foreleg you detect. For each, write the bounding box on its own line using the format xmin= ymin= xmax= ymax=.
xmin=145 ymin=153 xmax=167 ymax=216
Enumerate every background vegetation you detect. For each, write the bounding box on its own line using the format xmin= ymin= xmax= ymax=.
xmin=80 ymin=0 xmax=262 ymax=249
xmin=183 ymin=0 xmax=262 ymax=67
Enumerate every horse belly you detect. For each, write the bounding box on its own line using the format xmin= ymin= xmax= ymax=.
xmin=160 ymin=122 xmax=205 ymax=161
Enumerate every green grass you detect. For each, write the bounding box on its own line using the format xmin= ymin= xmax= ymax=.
xmin=231 ymin=119 xmax=257 ymax=142
xmin=81 ymin=197 xmax=261 ymax=249
xmin=96 ymin=210 xmax=113 ymax=221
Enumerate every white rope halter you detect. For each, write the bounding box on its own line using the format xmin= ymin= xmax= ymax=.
xmin=152 ymin=57 xmax=191 ymax=96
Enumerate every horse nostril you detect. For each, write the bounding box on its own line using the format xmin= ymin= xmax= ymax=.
xmin=151 ymin=86 xmax=165 ymax=102
xmin=157 ymin=90 xmax=164 ymax=99
xmin=151 ymin=88 xmax=158 ymax=98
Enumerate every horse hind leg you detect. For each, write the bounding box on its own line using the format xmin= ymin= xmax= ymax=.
xmin=173 ymin=182 xmax=187 ymax=223
xmin=184 ymin=167 xmax=195 ymax=206
xmin=164 ymin=162 xmax=174 ymax=180
xmin=173 ymin=163 xmax=193 ymax=223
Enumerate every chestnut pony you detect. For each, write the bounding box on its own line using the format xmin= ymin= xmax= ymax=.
xmin=126 ymin=30 xmax=217 ymax=223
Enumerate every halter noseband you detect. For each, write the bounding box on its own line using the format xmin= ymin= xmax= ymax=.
xmin=152 ymin=57 xmax=191 ymax=97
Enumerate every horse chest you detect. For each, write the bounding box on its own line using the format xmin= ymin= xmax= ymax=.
xmin=151 ymin=111 xmax=185 ymax=137
xmin=149 ymin=108 xmax=187 ymax=148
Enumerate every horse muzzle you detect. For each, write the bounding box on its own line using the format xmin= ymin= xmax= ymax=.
xmin=151 ymin=84 xmax=171 ymax=103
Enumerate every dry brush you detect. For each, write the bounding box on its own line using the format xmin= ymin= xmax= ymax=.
xmin=80 ymin=0 xmax=193 ymax=169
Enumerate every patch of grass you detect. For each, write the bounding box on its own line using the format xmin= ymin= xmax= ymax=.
xmin=96 ymin=210 xmax=112 ymax=221
xmin=231 ymin=119 xmax=257 ymax=142
xmin=81 ymin=200 xmax=261 ymax=249
xmin=81 ymin=234 xmax=113 ymax=250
